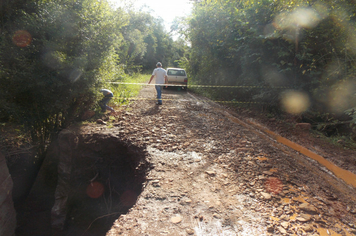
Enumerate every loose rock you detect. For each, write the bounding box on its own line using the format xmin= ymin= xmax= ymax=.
xmin=170 ymin=215 xmax=182 ymax=224
xmin=261 ymin=192 xmax=272 ymax=200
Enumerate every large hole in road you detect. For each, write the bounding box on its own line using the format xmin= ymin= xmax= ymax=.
xmin=15 ymin=131 xmax=148 ymax=236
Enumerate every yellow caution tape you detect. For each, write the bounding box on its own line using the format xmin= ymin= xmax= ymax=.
xmin=112 ymin=97 xmax=266 ymax=104
xmin=108 ymin=82 xmax=292 ymax=89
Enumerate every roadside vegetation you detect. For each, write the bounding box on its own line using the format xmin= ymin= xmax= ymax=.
xmin=0 ymin=0 xmax=189 ymax=161
xmin=105 ymin=73 xmax=151 ymax=107
xmin=183 ymin=0 xmax=356 ymax=147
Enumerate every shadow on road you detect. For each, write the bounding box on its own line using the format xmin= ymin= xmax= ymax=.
xmin=141 ymin=103 xmax=161 ymax=116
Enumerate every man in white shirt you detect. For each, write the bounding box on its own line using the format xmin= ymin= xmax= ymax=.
xmin=148 ymin=62 xmax=168 ymax=105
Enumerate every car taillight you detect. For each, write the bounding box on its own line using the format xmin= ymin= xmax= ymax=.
xmin=184 ymin=78 xmax=188 ymax=83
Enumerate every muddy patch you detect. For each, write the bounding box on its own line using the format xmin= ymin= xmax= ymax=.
xmin=15 ymin=129 xmax=149 ymax=236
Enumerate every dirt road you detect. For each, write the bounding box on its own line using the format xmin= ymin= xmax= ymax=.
xmin=99 ymin=85 xmax=356 ymax=236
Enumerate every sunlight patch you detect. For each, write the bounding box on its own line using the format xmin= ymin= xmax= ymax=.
xmin=328 ymin=80 xmax=356 ymax=113
xmin=195 ymin=220 xmax=237 ymax=236
xmin=281 ymin=90 xmax=310 ymax=115
xmin=274 ymin=7 xmax=324 ymax=30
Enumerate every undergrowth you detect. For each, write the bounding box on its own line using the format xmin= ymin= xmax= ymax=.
xmin=107 ymin=73 xmax=149 ymax=108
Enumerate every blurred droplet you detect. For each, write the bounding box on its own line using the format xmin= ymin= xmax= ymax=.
xmin=120 ymin=190 xmax=137 ymax=206
xmin=313 ymin=2 xmax=329 ymax=19
xmin=263 ymin=24 xmax=276 ymax=37
xmin=264 ymin=177 xmax=283 ymax=194
xmin=293 ymin=8 xmax=321 ymax=29
xmin=328 ymin=81 xmax=356 ymax=113
xmin=42 ymin=51 xmax=62 ymax=69
xmin=86 ymin=181 xmax=104 ymax=198
xmin=12 ymin=30 xmax=32 ymax=47
xmin=281 ymin=90 xmax=310 ymax=114
xmin=69 ymin=68 xmax=82 ymax=83
xmin=262 ymin=67 xmax=285 ymax=87
xmin=274 ymin=7 xmax=324 ymax=31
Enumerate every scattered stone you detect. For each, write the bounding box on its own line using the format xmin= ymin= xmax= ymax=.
xmin=299 ymin=203 xmax=318 ymax=214
xmin=350 ymin=208 xmax=356 ymax=214
xmin=277 ymin=226 xmax=287 ymax=234
xmin=170 ymin=215 xmax=182 ymax=224
xmin=263 ymin=171 xmax=274 ymax=176
xmin=261 ymin=192 xmax=272 ymax=200
xmin=280 ymin=221 xmax=289 ymax=229
xmin=186 ymin=229 xmax=195 ymax=235
xmin=96 ymin=119 xmax=107 ymax=125
xmin=303 ymin=224 xmax=314 ymax=232
xmin=151 ymin=180 xmax=160 ymax=187
xmin=267 ymin=225 xmax=274 ymax=233
xmin=337 ymin=139 xmax=345 ymax=145
xmin=295 ymin=123 xmax=311 ymax=130
xmin=280 ymin=215 xmax=289 ymax=221
xmin=213 ymin=213 xmax=220 ymax=218
xmin=296 ymin=214 xmax=312 ymax=222
xmin=206 ymin=171 xmax=216 ymax=176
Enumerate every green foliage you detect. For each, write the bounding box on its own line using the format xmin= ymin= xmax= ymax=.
xmin=117 ymin=10 xmax=189 ymax=73
xmin=187 ymin=0 xmax=356 ymax=115
xmin=105 ymin=73 xmax=149 ymax=106
xmin=0 ymin=0 xmax=191 ymax=158
xmin=0 ymin=0 xmax=126 ymax=155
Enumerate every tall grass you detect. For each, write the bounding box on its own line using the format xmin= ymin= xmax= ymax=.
xmin=106 ymin=73 xmax=150 ymax=108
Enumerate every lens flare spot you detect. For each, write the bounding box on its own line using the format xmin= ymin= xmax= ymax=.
xmin=293 ymin=8 xmax=321 ymax=28
xmin=274 ymin=7 xmax=323 ymax=30
xmin=263 ymin=23 xmax=276 ymax=37
xmin=86 ymin=181 xmax=104 ymax=198
xmin=69 ymin=68 xmax=82 ymax=83
xmin=120 ymin=190 xmax=137 ymax=207
xmin=262 ymin=67 xmax=285 ymax=86
xmin=12 ymin=30 xmax=32 ymax=47
xmin=328 ymin=81 xmax=356 ymax=113
xmin=264 ymin=177 xmax=283 ymax=195
xmin=281 ymin=90 xmax=310 ymax=115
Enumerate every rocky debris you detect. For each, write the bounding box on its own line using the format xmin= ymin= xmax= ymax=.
xmin=277 ymin=226 xmax=287 ymax=234
xmin=96 ymin=119 xmax=107 ymax=125
xmin=261 ymin=192 xmax=272 ymax=200
xmin=170 ymin=215 xmax=182 ymax=224
xmin=100 ymin=86 xmax=356 ymax=236
xmin=296 ymin=214 xmax=312 ymax=222
xmin=205 ymin=170 xmax=216 ymax=176
xmin=295 ymin=123 xmax=311 ymax=130
xmin=298 ymin=203 xmax=318 ymax=214
xmin=303 ymin=224 xmax=314 ymax=232
xmin=81 ymin=110 xmax=96 ymax=120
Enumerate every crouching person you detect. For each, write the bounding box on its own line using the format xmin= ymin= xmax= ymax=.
xmin=99 ymin=89 xmax=115 ymax=112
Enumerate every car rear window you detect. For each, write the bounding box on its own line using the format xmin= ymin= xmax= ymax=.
xmin=168 ymin=69 xmax=186 ymax=76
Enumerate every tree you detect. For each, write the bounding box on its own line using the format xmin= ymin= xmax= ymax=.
xmin=0 ymin=0 xmax=126 ymax=156
xmin=187 ymin=0 xmax=356 ymax=114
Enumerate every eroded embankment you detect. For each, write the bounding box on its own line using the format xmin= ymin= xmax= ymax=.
xmin=15 ymin=128 xmax=149 ymax=236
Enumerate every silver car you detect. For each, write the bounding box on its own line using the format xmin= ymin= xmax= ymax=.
xmin=166 ymin=68 xmax=188 ymax=90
